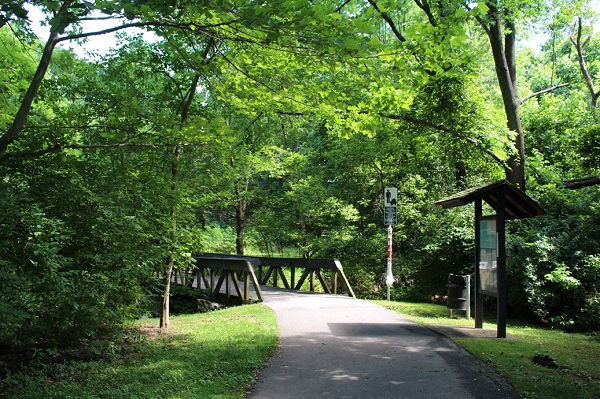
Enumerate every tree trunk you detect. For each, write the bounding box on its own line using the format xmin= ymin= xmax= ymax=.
xmin=571 ymin=17 xmax=599 ymax=107
xmin=0 ymin=31 xmax=59 ymax=162
xmin=483 ymin=7 xmax=526 ymax=190
xmin=233 ymin=175 xmax=249 ymax=255
xmin=158 ymin=68 xmax=203 ymax=328
xmin=372 ymin=1 xmax=526 ymax=188
xmin=230 ymin=144 xmax=250 ymax=255
xmin=236 ymin=201 xmax=246 ymax=255
xmin=160 ymin=144 xmax=181 ymax=329
xmin=160 ymin=256 xmax=174 ymax=328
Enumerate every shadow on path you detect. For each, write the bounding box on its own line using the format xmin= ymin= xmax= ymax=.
xmin=247 ymin=287 xmax=520 ymax=399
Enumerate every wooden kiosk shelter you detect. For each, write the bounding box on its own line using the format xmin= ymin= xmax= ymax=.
xmin=435 ymin=180 xmax=544 ymax=338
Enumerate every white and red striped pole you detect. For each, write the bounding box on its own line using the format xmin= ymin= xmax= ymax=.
xmin=386 ymin=224 xmax=394 ymax=301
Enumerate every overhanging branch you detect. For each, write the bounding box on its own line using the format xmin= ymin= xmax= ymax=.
xmin=367 ymin=0 xmax=406 ymax=42
xmin=571 ymin=17 xmax=599 ymax=107
xmin=521 ymin=83 xmax=569 ymax=104
xmin=56 ymin=19 xmax=239 ymax=44
xmin=3 ymin=142 xmax=173 ymax=159
xmin=564 ymin=175 xmax=600 ymax=189
xmin=3 ymin=136 xmax=206 ymax=159
xmin=382 ymin=113 xmax=508 ymax=168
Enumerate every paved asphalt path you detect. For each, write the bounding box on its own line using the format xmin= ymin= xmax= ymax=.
xmin=247 ymin=287 xmax=520 ymax=399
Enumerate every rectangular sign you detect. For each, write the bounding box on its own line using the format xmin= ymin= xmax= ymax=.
xmin=479 ymin=216 xmax=497 ymax=296
xmin=384 ymin=206 xmax=397 ymax=226
xmin=384 ymin=187 xmax=397 ymax=207
xmin=384 ymin=188 xmax=398 ymax=226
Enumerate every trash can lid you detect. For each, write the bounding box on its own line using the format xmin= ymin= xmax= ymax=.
xmin=447 ymin=274 xmax=467 ymax=285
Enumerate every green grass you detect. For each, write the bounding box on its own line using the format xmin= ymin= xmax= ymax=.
xmin=6 ymin=298 xmax=599 ymax=399
xmin=1 ymin=304 xmax=279 ymax=399
xmin=373 ymin=300 xmax=600 ymax=399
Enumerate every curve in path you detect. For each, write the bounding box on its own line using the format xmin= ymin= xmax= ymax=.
xmin=247 ymin=287 xmax=519 ymax=399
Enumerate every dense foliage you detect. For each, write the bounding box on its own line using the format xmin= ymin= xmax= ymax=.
xmin=1 ymin=0 xmax=600 ymax=358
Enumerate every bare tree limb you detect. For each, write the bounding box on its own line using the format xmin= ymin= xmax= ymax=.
xmin=56 ymin=20 xmax=239 ymax=44
xmin=0 ymin=28 xmax=60 ymax=162
xmin=571 ymin=17 xmax=600 ymax=107
xmin=521 ymin=83 xmax=570 ymax=104
xmin=564 ymin=175 xmax=600 ymax=189
xmin=214 ymin=44 xmax=312 ymax=109
xmin=273 ymin=107 xmax=508 ymax=168
xmin=367 ymin=0 xmax=406 ymax=42
xmin=381 ymin=113 xmax=508 ymax=167
xmin=414 ymin=0 xmax=437 ymax=27
xmin=335 ymin=0 xmax=353 ymax=13
xmin=2 ymin=142 xmax=176 ymax=160
xmin=3 ymin=139 xmax=206 ymax=160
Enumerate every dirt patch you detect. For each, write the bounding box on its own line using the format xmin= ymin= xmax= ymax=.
xmin=138 ymin=325 xmax=180 ymax=338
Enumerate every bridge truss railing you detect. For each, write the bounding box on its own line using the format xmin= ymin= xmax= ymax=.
xmin=184 ymin=253 xmax=355 ymax=304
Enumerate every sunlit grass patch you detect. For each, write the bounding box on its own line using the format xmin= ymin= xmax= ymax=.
xmin=2 ymin=304 xmax=279 ymax=399
xmin=375 ymin=299 xmax=600 ymax=399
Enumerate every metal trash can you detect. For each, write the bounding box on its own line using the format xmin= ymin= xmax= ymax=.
xmin=447 ymin=274 xmax=467 ymax=310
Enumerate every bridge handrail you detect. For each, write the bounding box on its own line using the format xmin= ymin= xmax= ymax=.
xmin=191 ymin=253 xmax=355 ymax=298
xmin=193 ymin=252 xmax=343 ymax=270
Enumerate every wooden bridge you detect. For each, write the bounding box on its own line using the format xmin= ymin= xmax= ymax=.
xmin=173 ymin=253 xmax=355 ymax=305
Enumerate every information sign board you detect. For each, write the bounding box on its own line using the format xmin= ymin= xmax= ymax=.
xmin=384 ymin=187 xmax=397 ymax=226
xmin=479 ymin=216 xmax=497 ymax=295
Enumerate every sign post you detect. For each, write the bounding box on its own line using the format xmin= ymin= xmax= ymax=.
xmin=386 ymin=225 xmax=394 ymax=301
xmin=384 ymin=188 xmax=397 ymax=301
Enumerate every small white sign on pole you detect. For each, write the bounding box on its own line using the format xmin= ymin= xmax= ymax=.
xmin=384 ymin=187 xmax=397 ymax=207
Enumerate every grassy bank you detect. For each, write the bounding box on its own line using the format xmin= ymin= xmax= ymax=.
xmin=5 ymin=298 xmax=599 ymax=399
xmin=374 ymin=300 xmax=600 ymax=399
xmin=1 ymin=304 xmax=279 ymax=399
